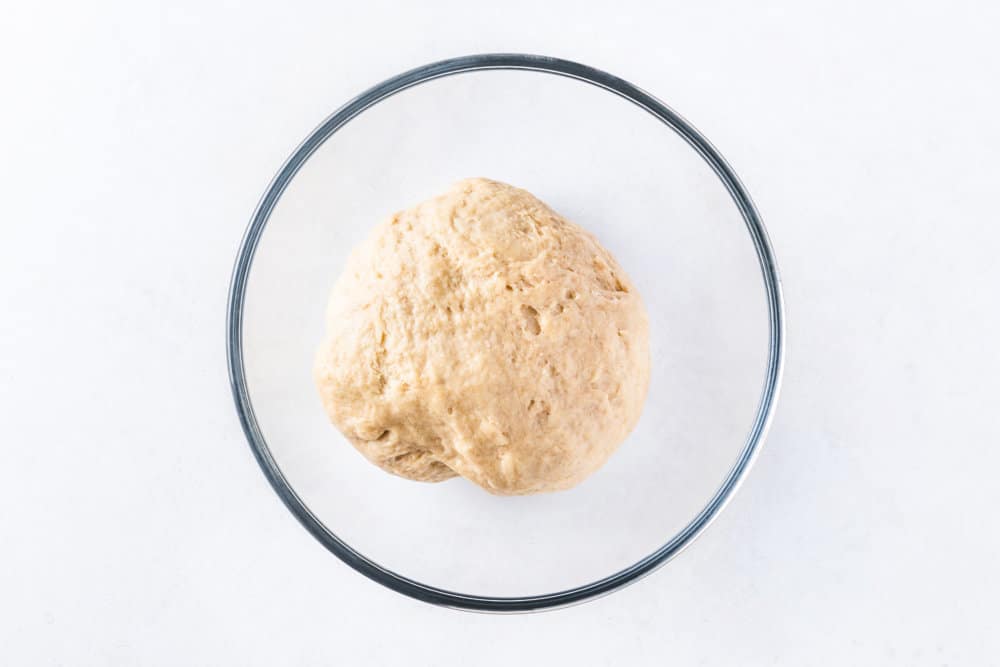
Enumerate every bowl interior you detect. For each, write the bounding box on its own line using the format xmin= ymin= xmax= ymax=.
xmin=241 ymin=70 xmax=768 ymax=597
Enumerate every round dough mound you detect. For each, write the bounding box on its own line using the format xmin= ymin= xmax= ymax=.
xmin=314 ymin=178 xmax=650 ymax=495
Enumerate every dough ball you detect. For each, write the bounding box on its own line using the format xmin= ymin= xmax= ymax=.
xmin=314 ymin=178 xmax=650 ymax=495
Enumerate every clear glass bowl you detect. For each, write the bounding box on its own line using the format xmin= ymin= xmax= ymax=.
xmin=227 ymin=54 xmax=784 ymax=612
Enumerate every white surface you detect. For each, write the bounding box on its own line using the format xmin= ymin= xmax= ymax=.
xmin=1 ymin=0 xmax=998 ymax=664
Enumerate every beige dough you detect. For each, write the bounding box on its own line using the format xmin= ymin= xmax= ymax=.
xmin=314 ymin=178 xmax=650 ymax=495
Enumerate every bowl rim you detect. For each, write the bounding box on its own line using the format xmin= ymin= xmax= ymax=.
xmin=226 ymin=53 xmax=785 ymax=613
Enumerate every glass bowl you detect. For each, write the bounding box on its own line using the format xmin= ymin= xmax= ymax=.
xmin=227 ymin=54 xmax=784 ymax=612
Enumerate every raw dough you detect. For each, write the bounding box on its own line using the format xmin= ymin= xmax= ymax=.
xmin=314 ymin=178 xmax=650 ymax=495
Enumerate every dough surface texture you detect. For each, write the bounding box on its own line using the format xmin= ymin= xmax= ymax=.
xmin=314 ymin=178 xmax=650 ymax=495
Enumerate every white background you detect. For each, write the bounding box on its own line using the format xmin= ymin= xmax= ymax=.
xmin=2 ymin=0 xmax=999 ymax=664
